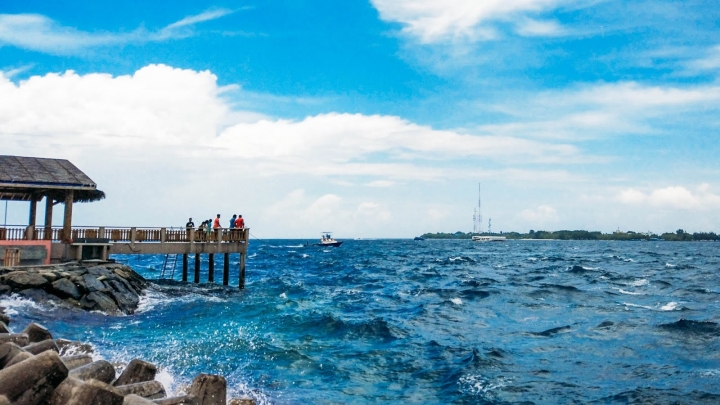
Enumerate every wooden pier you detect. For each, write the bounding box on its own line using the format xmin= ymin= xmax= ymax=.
xmin=0 ymin=155 xmax=249 ymax=288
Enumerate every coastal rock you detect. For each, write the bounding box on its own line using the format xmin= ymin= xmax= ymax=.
xmin=114 ymin=359 xmax=157 ymax=386
xmin=114 ymin=381 xmax=166 ymax=399
xmin=0 ymin=350 xmax=68 ymax=404
xmin=153 ymin=395 xmax=199 ymax=405
xmin=60 ymin=354 xmax=93 ymax=370
xmin=68 ymin=360 xmax=115 ymax=384
xmin=0 ymin=263 xmax=147 ymax=315
xmin=0 ymin=342 xmax=25 ymax=368
xmin=23 ymin=339 xmax=59 ymax=355
xmin=51 ymin=279 xmax=81 ymax=300
xmin=23 ymin=323 xmax=53 ymax=343
xmin=188 ymin=374 xmax=226 ymax=405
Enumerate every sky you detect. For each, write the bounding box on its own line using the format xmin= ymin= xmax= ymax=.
xmin=1 ymin=0 xmax=719 ymax=238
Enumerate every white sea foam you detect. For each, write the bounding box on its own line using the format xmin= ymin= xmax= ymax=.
xmin=280 ymin=293 xmax=287 ymax=299
xmin=285 ymin=245 xmax=303 ymax=248
xmin=155 ymin=368 xmax=177 ymax=395
xmin=458 ymin=374 xmax=510 ymax=396
xmin=629 ymin=279 xmax=649 ymax=287
xmin=665 ymin=263 xmax=676 ymax=268
xmin=660 ymin=302 xmax=680 ymax=311
xmin=301 ymin=254 xmax=309 ymax=258
xmin=618 ymin=289 xmax=643 ymax=295
xmin=248 ymin=253 xmax=257 ymax=258
xmin=0 ymin=294 xmax=44 ymax=315
xmin=622 ymin=302 xmax=653 ymax=310
xmin=450 ymin=298 xmax=463 ymax=305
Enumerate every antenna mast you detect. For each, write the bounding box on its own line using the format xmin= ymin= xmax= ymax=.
xmin=477 ymin=183 xmax=483 ymax=234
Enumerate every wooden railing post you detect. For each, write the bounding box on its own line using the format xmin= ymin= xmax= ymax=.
xmin=25 ymin=225 xmax=35 ymax=241
xmin=130 ymin=227 xmax=137 ymax=244
xmin=98 ymin=227 xmax=105 ymax=239
xmin=160 ymin=228 xmax=166 ymax=243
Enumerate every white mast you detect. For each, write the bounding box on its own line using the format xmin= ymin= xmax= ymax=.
xmin=477 ymin=183 xmax=483 ymax=234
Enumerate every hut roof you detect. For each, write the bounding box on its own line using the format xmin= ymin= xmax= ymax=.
xmin=0 ymin=155 xmax=105 ymax=202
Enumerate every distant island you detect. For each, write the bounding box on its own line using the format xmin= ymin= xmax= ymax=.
xmin=421 ymin=229 xmax=719 ymax=241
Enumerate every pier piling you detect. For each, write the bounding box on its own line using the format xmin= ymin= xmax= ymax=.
xmin=194 ymin=254 xmax=200 ymax=283
xmin=182 ymin=254 xmax=188 ymax=282
xmin=208 ymin=254 xmax=215 ymax=282
xmin=223 ymin=253 xmax=229 ymax=286
xmin=239 ymin=253 xmax=246 ymax=289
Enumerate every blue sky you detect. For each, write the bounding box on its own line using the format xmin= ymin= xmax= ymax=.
xmin=1 ymin=0 xmax=720 ymax=237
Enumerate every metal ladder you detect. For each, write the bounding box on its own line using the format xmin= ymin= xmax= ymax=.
xmin=160 ymin=254 xmax=179 ymax=280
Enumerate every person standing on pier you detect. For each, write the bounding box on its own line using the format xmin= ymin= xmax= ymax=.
xmin=235 ymin=214 xmax=245 ymax=229
xmin=229 ymin=214 xmax=237 ymax=229
xmin=186 ymin=218 xmax=195 ymax=241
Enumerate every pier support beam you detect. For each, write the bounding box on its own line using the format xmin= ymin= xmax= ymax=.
xmin=62 ymin=190 xmax=73 ymax=243
xmin=194 ymin=254 xmax=200 ymax=283
xmin=44 ymin=197 xmax=53 ymax=240
xmin=27 ymin=196 xmax=38 ymax=240
xmin=223 ymin=253 xmax=229 ymax=286
xmin=182 ymin=254 xmax=188 ymax=282
xmin=208 ymin=254 xmax=214 ymax=283
xmin=239 ymin=253 xmax=246 ymax=289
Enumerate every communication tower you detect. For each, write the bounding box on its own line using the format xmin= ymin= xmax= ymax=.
xmin=476 ymin=183 xmax=483 ymax=234
xmin=488 ymin=218 xmax=492 ymax=234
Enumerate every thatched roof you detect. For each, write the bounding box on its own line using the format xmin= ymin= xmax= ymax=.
xmin=0 ymin=155 xmax=105 ymax=203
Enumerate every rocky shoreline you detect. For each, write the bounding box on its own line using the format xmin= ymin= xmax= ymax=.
xmin=0 ymin=263 xmax=256 ymax=404
xmin=0 ymin=263 xmax=147 ymax=315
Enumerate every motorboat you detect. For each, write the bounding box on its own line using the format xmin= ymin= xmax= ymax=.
xmin=414 ymin=236 xmax=425 ymax=241
xmin=314 ymin=232 xmax=343 ymax=247
xmin=472 ymin=235 xmax=506 ymax=242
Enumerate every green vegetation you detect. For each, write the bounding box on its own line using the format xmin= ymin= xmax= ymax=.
xmin=421 ymin=229 xmax=719 ymax=241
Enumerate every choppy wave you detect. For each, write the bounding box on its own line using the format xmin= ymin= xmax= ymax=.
xmin=4 ymin=240 xmax=719 ymax=403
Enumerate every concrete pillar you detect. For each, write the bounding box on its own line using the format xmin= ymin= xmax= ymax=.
xmin=194 ymin=254 xmax=200 ymax=283
xmin=62 ymin=190 xmax=74 ymax=243
xmin=223 ymin=253 xmax=229 ymax=286
xmin=239 ymin=253 xmax=246 ymax=289
xmin=26 ymin=196 xmax=38 ymax=240
xmin=182 ymin=254 xmax=188 ymax=282
xmin=208 ymin=253 xmax=215 ymax=283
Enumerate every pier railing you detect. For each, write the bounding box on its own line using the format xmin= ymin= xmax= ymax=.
xmin=0 ymin=226 xmax=249 ymax=244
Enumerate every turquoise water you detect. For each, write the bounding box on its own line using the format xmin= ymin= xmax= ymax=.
xmin=3 ymin=240 xmax=720 ymax=404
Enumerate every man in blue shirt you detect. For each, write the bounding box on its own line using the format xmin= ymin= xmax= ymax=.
xmin=229 ymin=214 xmax=237 ymax=229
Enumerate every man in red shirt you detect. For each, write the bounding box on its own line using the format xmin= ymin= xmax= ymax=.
xmin=213 ymin=214 xmax=221 ymax=229
xmin=234 ymin=214 xmax=245 ymax=229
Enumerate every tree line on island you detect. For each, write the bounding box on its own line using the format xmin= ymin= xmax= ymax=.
xmin=421 ymin=229 xmax=719 ymax=241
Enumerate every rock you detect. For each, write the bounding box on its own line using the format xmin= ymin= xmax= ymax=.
xmin=228 ymin=399 xmax=256 ymax=405
xmin=51 ymin=278 xmax=81 ymax=300
xmin=55 ymin=339 xmax=94 ymax=355
xmin=82 ymin=274 xmax=106 ymax=292
xmin=5 ymin=351 xmax=33 ymax=368
xmin=81 ymin=292 xmax=120 ymax=313
xmin=188 ymin=374 xmax=226 ymax=405
xmin=0 ymin=272 xmax=48 ymax=289
xmin=0 ymin=395 xmax=8 ymax=405
xmin=0 ymin=350 xmax=68 ymax=405
xmin=0 ymin=285 xmax=11 ymax=296
xmin=18 ymin=289 xmax=53 ymax=304
xmin=23 ymin=339 xmax=59 ymax=355
xmin=23 ymin=323 xmax=53 ymax=343
xmin=0 ymin=313 xmax=9 ymax=326
xmin=0 ymin=333 xmax=29 ymax=346
xmin=0 ymin=322 xmax=9 ymax=334
xmin=153 ymin=395 xmax=199 ymax=405
xmin=114 ymin=381 xmax=166 ymax=399
xmin=124 ymin=394 xmax=157 ymax=405
xmin=61 ymin=354 xmax=93 ymax=370
xmin=0 ymin=342 xmax=25 ymax=368
xmin=50 ymin=377 xmax=124 ymax=405
xmin=106 ymin=280 xmax=140 ymax=313
xmin=114 ymin=359 xmax=157 ymax=386
xmin=69 ymin=360 xmax=115 ymax=383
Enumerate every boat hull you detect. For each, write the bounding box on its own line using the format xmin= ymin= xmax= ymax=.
xmin=314 ymin=241 xmax=343 ymax=247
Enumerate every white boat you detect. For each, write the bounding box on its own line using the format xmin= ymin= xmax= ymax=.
xmin=472 ymin=235 xmax=506 ymax=242
xmin=314 ymin=232 xmax=343 ymax=247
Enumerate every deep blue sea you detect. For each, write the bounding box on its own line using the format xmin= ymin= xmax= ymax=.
xmin=3 ymin=240 xmax=720 ymax=404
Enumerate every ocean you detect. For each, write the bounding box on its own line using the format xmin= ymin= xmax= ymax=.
xmin=3 ymin=239 xmax=720 ymax=404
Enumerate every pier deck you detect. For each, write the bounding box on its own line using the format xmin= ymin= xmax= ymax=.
xmin=0 ymin=226 xmax=250 ymax=288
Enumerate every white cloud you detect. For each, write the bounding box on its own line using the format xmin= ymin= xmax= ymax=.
xmin=519 ymin=205 xmax=558 ymax=222
xmin=616 ymin=185 xmax=720 ymax=210
xmin=686 ymin=45 xmax=720 ymax=73
xmin=0 ymin=10 xmax=233 ymax=54
xmin=370 ymin=0 xmax=569 ymax=43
